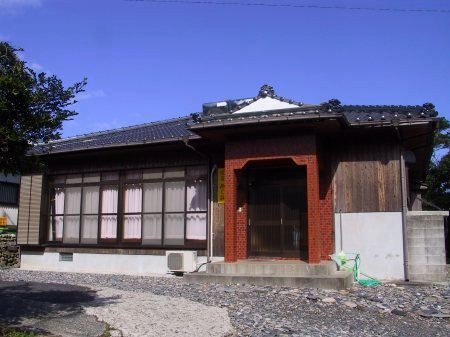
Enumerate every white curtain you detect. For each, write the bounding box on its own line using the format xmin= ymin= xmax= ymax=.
xmin=101 ymin=186 xmax=118 ymax=238
xmin=81 ymin=215 xmax=98 ymax=243
xmin=143 ymin=183 xmax=162 ymax=212
xmin=55 ymin=188 xmax=65 ymax=214
xmin=48 ymin=216 xmax=63 ymax=241
xmin=124 ymin=215 xmax=142 ymax=239
xmin=165 ymin=181 xmax=185 ymax=212
xmin=79 ymin=186 xmax=99 ymax=243
xmin=49 ymin=188 xmax=65 ymax=241
xmin=123 ymin=184 xmax=142 ymax=239
xmin=186 ymin=180 xmax=207 ymax=211
xmin=65 ymin=187 xmax=81 ymax=213
xmin=143 ymin=214 xmax=162 ymax=244
xmin=164 ymin=213 xmax=184 ymax=245
xmin=186 ymin=213 xmax=207 ymax=240
xmin=63 ymin=187 xmax=81 ymax=243
xmin=64 ymin=216 xmax=80 ymax=243
xmin=82 ymin=186 xmax=99 ymax=213
xmin=124 ymin=184 xmax=142 ymax=213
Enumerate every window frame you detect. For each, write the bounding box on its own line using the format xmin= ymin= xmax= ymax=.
xmin=46 ymin=165 xmax=208 ymax=249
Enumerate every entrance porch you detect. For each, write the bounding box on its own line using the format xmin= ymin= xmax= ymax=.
xmin=183 ymin=135 xmax=353 ymax=289
xmin=223 ymin=134 xmax=331 ymax=264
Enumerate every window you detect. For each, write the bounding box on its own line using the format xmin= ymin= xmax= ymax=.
xmin=100 ymin=185 xmax=118 ymax=239
xmin=164 ymin=181 xmax=185 ymax=245
xmin=0 ymin=183 xmax=19 ymax=205
xmin=48 ymin=187 xmax=64 ymax=241
xmin=142 ymin=182 xmax=163 ymax=244
xmin=123 ymin=184 xmax=142 ymax=240
xmin=81 ymin=186 xmax=99 ymax=243
xmin=47 ymin=166 xmax=208 ymax=248
xmin=186 ymin=166 xmax=207 ymax=241
xmin=63 ymin=186 xmax=81 ymax=243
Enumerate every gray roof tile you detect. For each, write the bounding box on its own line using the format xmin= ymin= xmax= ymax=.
xmin=34 ymin=116 xmax=196 ymax=155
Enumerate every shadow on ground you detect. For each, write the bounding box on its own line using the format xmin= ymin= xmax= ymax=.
xmin=0 ymin=281 xmax=118 ymax=337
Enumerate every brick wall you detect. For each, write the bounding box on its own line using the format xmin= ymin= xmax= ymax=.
xmin=319 ymin=153 xmax=334 ymax=260
xmin=224 ymin=134 xmax=331 ymax=263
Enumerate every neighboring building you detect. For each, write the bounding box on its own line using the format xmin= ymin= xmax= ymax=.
xmin=0 ymin=174 xmax=20 ymax=227
xmin=16 ymin=85 xmax=448 ymax=281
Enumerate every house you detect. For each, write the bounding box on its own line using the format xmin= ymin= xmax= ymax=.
xmin=0 ymin=174 xmax=20 ymax=229
xmin=16 ymin=85 xmax=448 ymax=282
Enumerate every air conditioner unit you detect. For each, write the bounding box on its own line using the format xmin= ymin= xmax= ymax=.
xmin=166 ymin=251 xmax=198 ymax=274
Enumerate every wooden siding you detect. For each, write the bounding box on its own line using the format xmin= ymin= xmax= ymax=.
xmin=17 ymin=175 xmax=43 ymax=245
xmin=45 ymin=145 xmax=207 ymax=175
xmin=333 ymin=142 xmax=402 ymax=213
xmin=28 ymin=175 xmax=42 ymax=244
xmin=17 ymin=176 xmax=31 ymax=244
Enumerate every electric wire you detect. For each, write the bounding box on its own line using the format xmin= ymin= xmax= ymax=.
xmin=125 ymin=0 xmax=450 ymax=14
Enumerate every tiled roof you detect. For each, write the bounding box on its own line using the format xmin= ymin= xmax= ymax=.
xmin=33 ymin=85 xmax=438 ymax=155
xmin=191 ymin=86 xmax=438 ymax=128
xmin=342 ymin=104 xmax=434 ymax=124
xmin=34 ymin=116 xmax=197 ymax=155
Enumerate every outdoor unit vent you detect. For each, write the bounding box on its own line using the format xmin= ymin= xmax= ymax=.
xmin=166 ymin=251 xmax=197 ymax=273
xmin=59 ymin=253 xmax=73 ymax=262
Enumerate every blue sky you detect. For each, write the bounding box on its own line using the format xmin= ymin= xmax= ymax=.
xmin=1 ymin=0 xmax=449 ymax=137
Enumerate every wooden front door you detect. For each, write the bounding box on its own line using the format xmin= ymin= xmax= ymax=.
xmin=248 ymin=167 xmax=308 ymax=259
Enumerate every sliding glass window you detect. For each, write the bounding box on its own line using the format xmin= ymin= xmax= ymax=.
xmin=47 ymin=166 xmax=208 ymax=248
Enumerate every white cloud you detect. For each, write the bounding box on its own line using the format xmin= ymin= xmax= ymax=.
xmin=77 ymin=89 xmax=107 ymax=101
xmin=29 ymin=62 xmax=43 ymax=71
xmin=0 ymin=0 xmax=42 ymax=15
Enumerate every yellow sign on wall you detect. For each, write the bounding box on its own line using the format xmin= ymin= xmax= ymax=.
xmin=0 ymin=216 xmax=7 ymax=226
xmin=217 ymin=168 xmax=225 ymax=204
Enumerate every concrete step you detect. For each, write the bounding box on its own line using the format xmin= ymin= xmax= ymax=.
xmin=184 ymin=271 xmax=353 ymax=290
xmin=206 ymin=260 xmax=337 ymax=276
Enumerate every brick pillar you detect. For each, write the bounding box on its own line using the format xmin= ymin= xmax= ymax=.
xmin=224 ymin=165 xmax=237 ymax=262
xmin=319 ymin=166 xmax=334 ymax=260
xmin=235 ymin=173 xmax=248 ymax=260
xmin=306 ymin=156 xmax=321 ymax=263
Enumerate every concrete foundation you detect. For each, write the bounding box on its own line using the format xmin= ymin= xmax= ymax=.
xmin=334 ymin=212 xmax=404 ymax=280
xmin=20 ymin=251 xmax=211 ymax=276
xmin=406 ymin=211 xmax=448 ymax=283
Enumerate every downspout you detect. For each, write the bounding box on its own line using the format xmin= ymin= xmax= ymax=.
xmin=339 ymin=209 xmax=343 ymax=252
xmin=210 ymin=165 xmax=217 ymax=259
xmin=182 ymin=138 xmax=214 ymax=263
xmin=394 ymin=125 xmax=409 ymax=282
xmin=399 ymin=150 xmax=410 ymax=282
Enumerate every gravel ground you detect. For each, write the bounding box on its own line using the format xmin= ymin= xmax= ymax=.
xmin=84 ymin=287 xmax=233 ymax=337
xmin=1 ymin=269 xmax=450 ymax=337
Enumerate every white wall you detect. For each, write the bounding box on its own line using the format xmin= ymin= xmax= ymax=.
xmin=334 ymin=212 xmax=404 ymax=280
xmin=21 ymin=252 xmax=208 ymax=276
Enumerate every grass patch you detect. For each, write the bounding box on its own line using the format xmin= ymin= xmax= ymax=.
xmin=0 ymin=327 xmax=36 ymax=337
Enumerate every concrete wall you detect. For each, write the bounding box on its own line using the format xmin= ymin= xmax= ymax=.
xmin=406 ymin=211 xmax=448 ymax=283
xmin=0 ymin=205 xmax=18 ymax=226
xmin=21 ymin=252 xmax=209 ymax=275
xmin=334 ymin=212 xmax=404 ymax=280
